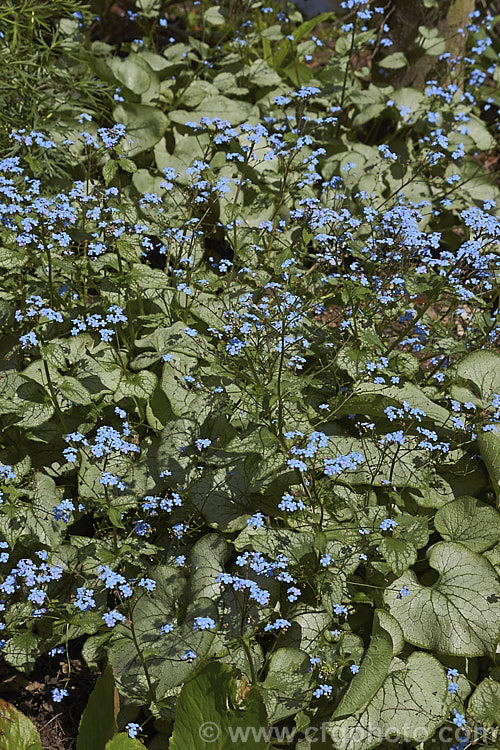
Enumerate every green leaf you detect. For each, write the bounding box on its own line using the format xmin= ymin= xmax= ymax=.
xmin=193 ymin=96 xmax=254 ymax=125
xmin=109 ymin=54 xmax=156 ymax=95
xmin=59 ymin=377 xmax=93 ymax=406
xmin=77 ymin=665 xmax=119 ymax=750
xmin=30 ymin=471 xmax=65 ymax=546
xmin=169 ymin=662 xmax=267 ymax=750
xmin=113 ymin=103 xmax=168 ymax=157
xmin=380 ymin=537 xmax=417 ymax=577
xmin=108 ymin=572 xmax=216 ymax=703
xmin=15 ymin=382 xmax=54 ymax=428
xmin=463 ymin=115 xmax=495 ymax=150
xmin=131 ymin=169 xmax=165 ymax=197
xmin=332 ymin=610 xmax=403 ymax=720
xmin=2 ymin=632 xmax=40 ymax=672
xmin=435 ymin=496 xmax=500 ymax=552
xmin=329 ymin=653 xmax=449 ymax=750
xmin=105 ymin=734 xmax=145 ymax=750
xmin=353 ymin=103 xmax=385 ymax=126
xmin=0 ymin=248 xmax=28 ymax=270
xmin=190 ymin=534 xmax=229 ymax=601
xmin=262 ymin=648 xmax=314 ymax=722
xmin=379 ymin=52 xmax=408 ymax=69
xmin=478 ymin=430 xmax=500 ymax=504
xmin=203 ymin=6 xmax=227 ymax=25
xmin=454 ymin=350 xmax=500 ymax=404
xmin=0 ymin=699 xmax=43 ymax=750
xmin=40 ymin=342 xmax=66 ymax=369
xmin=160 ymin=360 xmax=210 ymax=420
xmin=338 ymin=382 xmax=450 ymax=425
xmin=234 ymin=527 xmax=314 ymax=565
xmin=281 ymin=611 xmax=332 ymax=652
xmin=385 ymin=542 xmax=500 ymax=657
xmin=333 ymin=513 xmax=424 ymax=577
xmin=189 ymin=463 xmax=251 ymax=532
xmin=129 ymin=264 xmax=175 ymax=291
xmin=115 ymin=371 xmax=157 ymax=402
xmin=119 ymin=158 xmax=137 ymax=174
xmin=468 ymin=679 xmax=500 ymax=727
xmin=453 ymin=351 xmax=500 ymax=499
xmin=273 ymin=11 xmax=335 ymax=68
xmin=417 ymin=27 xmax=446 ymax=55
xmin=178 ymin=81 xmax=218 ymax=108
xmin=103 ymin=159 xmax=119 ymax=186
xmin=146 ymin=418 xmax=197 ymax=486
xmin=245 ymin=60 xmax=282 ymax=87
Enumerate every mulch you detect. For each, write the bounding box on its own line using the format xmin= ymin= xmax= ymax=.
xmin=0 ymin=650 xmax=96 ymax=750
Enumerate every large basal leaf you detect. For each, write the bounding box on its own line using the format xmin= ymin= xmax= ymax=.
xmin=332 ymin=611 xmax=403 ymax=720
xmin=169 ymin=662 xmax=268 ymax=750
xmin=326 ymin=437 xmax=450 ymax=495
xmin=160 ymin=360 xmax=210 ymax=421
xmin=0 ymin=699 xmax=43 ymax=750
xmin=2 ymin=632 xmax=40 ymax=673
xmin=280 ymin=611 xmax=332 ymax=652
xmin=189 ymin=463 xmax=251 ymax=532
xmin=478 ymin=430 xmax=500 ymax=503
xmin=467 ymin=678 xmax=500 ymax=727
xmin=379 ymin=512 xmax=429 ymax=576
xmin=146 ymin=418 xmax=197 ymax=487
xmin=77 ymin=665 xmax=119 ymax=750
xmin=115 ymin=371 xmax=157 ymax=402
xmin=190 ymin=534 xmax=229 ymax=601
xmin=454 ymin=350 xmax=500 ymax=404
xmin=108 ymin=567 xmax=217 ymax=703
xmin=180 ymin=95 xmax=254 ymax=126
xmin=14 ymin=381 xmax=54 ymax=428
xmin=113 ymin=103 xmax=168 ymax=156
xmin=58 ymin=376 xmax=93 ymax=406
xmin=385 ymin=542 xmax=500 ymax=657
xmin=435 ymin=496 xmax=500 ymax=552
xmin=262 ymin=647 xmax=314 ymax=722
xmin=105 ymin=734 xmax=145 ymax=750
xmin=336 ymin=382 xmax=450 ymax=425
xmin=453 ymin=351 xmax=500 ymax=501
xmin=234 ymin=527 xmax=315 ymax=565
xmin=108 ymin=53 xmax=157 ymax=95
xmin=328 ymin=652 xmax=449 ymax=750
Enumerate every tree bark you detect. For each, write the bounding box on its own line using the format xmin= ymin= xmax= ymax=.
xmin=378 ymin=0 xmax=476 ymax=89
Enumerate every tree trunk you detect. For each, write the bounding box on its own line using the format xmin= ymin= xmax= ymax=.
xmin=379 ymin=0 xmax=476 ymax=89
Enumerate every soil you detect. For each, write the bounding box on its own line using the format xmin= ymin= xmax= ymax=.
xmin=0 ymin=651 xmax=96 ymax=749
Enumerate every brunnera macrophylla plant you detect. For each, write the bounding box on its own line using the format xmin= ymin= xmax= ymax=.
xmin=0 ymin=113 xmax=499 ymax=747
xmin=0 ymin=12 xmax=498 ymax=750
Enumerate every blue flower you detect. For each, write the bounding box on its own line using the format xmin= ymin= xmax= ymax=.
xmin=380 ymin=518 xmax=398 ymax=531
xmin=195 ymin=438 xmax=211 ymax=451
xmin=313 ymin=684 xmax=332 ymax=698
xmin=74 ymin=587 xmax=95 ymax=611
xmin=138 ymin=578 xmax=156 ymax=591
xmin=193 ymin=616 xmax=215 ymax=631
xmin=52 ymin=688 xmax=69 ymax=702
xmin=264 ymin=618 xmax=292 ymax=632
xmin=126 ymin=723 xmax=142 ymax=739
xmin=180 ymin=649 xmax=198 ymax=662
xmin=102 ymin=610 xmax=126 ymax=628
xmin=333 ymin=604 xmax=348 ymax=616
